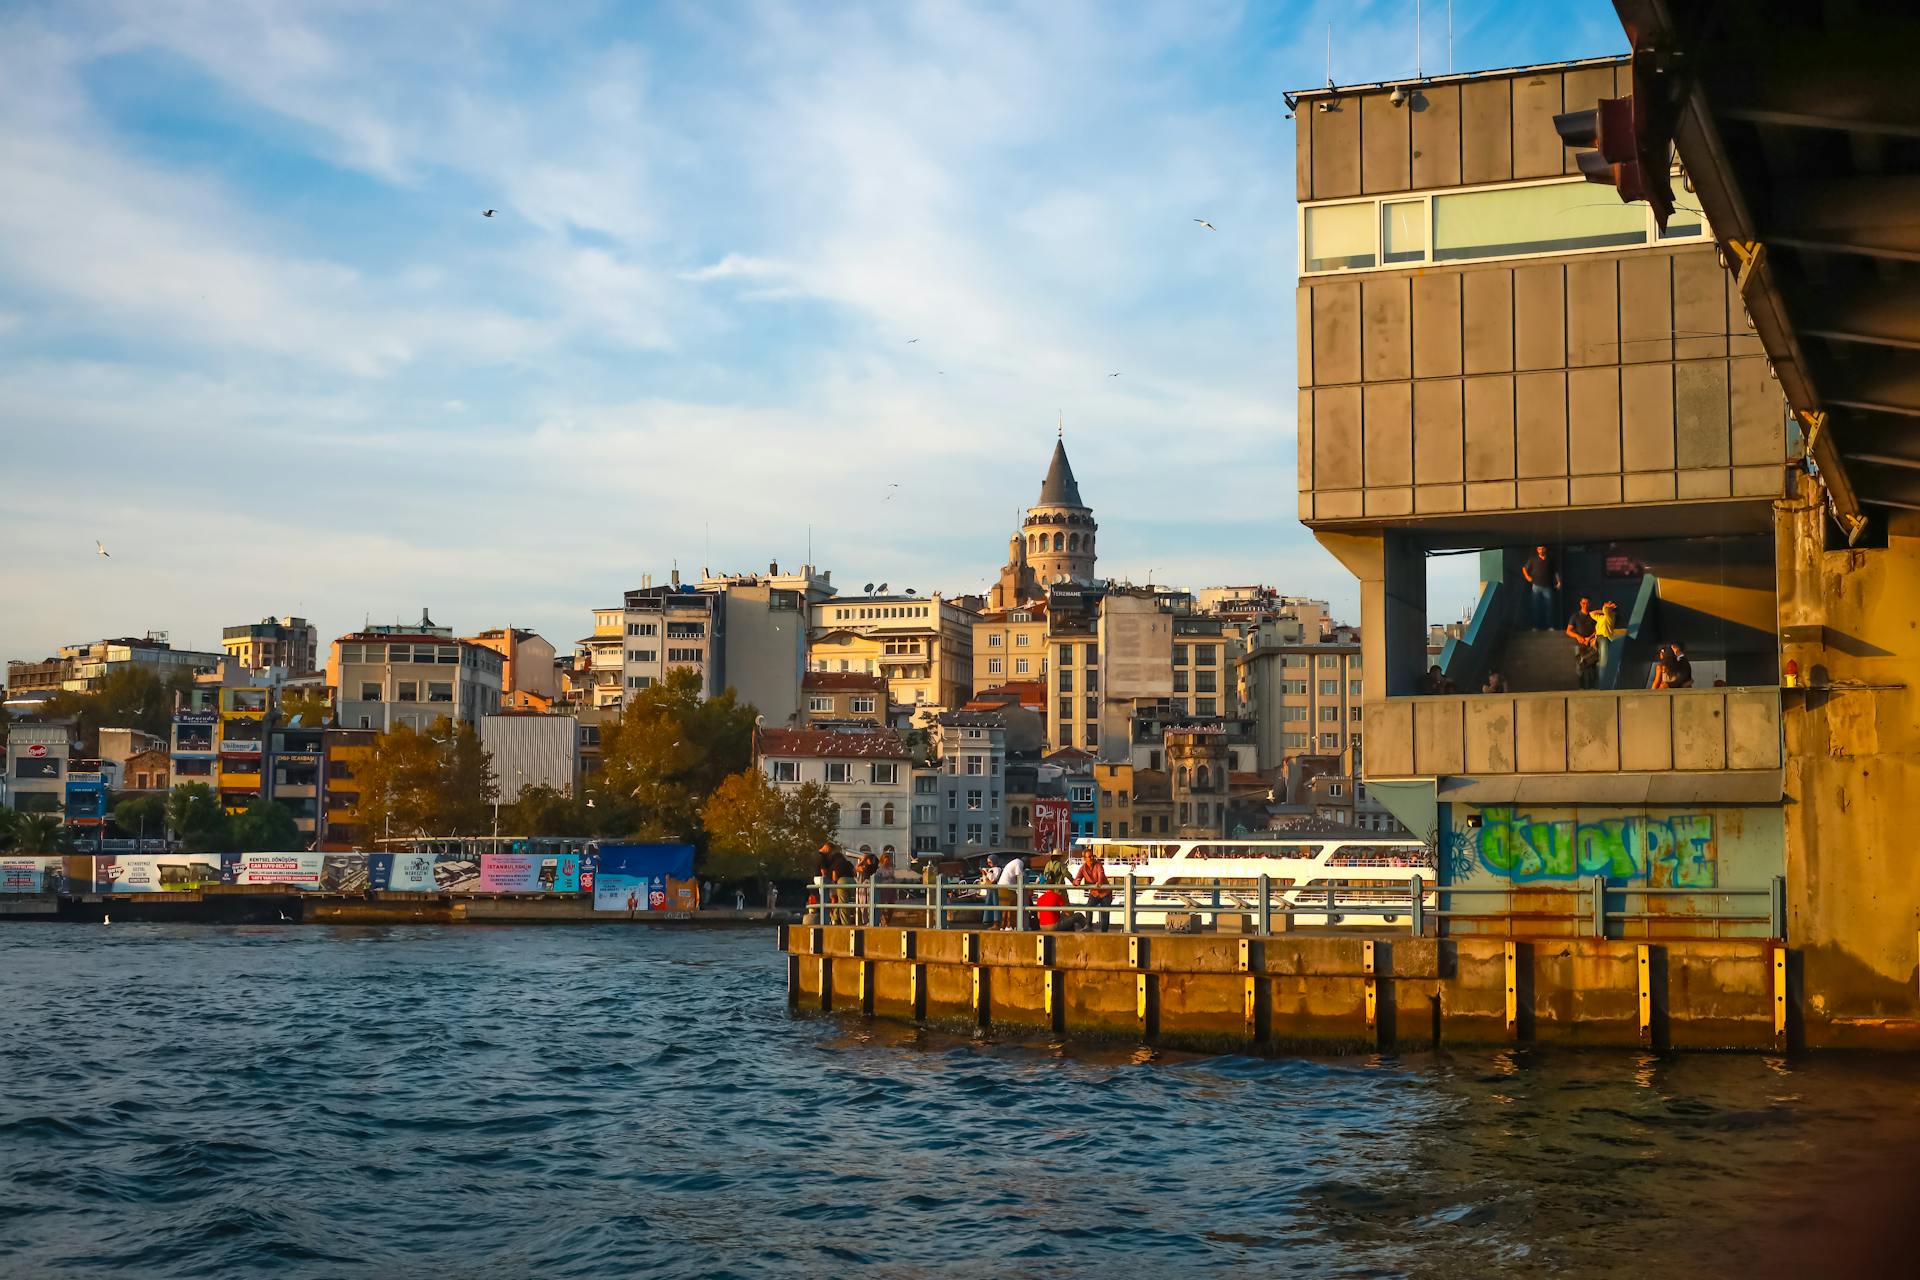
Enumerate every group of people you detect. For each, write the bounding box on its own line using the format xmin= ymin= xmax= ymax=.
xmin=810 ymin=843 xmax=884 ymax=925
xmin=975 ymin=847 xmax=1114 ymax=931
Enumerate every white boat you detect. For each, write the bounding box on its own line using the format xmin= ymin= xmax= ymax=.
xmin=1067 ymin=836 xmax=1437 ymax=928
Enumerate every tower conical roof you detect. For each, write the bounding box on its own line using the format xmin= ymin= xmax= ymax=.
xmin=1037 ymin=438 xmax=1084 ymax=507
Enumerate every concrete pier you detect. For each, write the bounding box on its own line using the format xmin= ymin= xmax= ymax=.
xmin=782 ymin=925 xmax=1845 ymax=1052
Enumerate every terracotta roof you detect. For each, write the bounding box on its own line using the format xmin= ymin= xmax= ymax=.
xmin=756 ymin=727 xmax=909 ymax=760
xmin=802 ymin=671 xmax=889 ymax=693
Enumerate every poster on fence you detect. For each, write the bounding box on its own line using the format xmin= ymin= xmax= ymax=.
xmin=96 ymin=855 xmax=224 ymax=893
xmin=593 ymin=844 xmax=695 ymax=912
xmin=368 ymin=852 xmax=439 ymax=892
xmin=478 ymin=853 xmax=580 ymax=893
xmin=230 ymin=852 xmax=327 ymax=888
xmin=1 ymin=857 xmax=65 ymax=893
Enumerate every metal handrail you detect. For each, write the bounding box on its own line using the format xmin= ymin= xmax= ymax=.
xmin=802 ymin=872 xmax=1785 ymax=939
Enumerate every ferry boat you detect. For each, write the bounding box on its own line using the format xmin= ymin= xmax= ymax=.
xmin=1066 ymin=836 xmax=1436 ymax=928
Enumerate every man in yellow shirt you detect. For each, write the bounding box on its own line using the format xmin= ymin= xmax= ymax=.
xmin=1590 ymin=601 xmax=1621 ymax=676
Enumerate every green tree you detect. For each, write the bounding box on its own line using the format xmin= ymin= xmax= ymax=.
xmin=277 ymin=687 xmax=333 ymax=728
xmin=699 ymin=770 xmax=839 ymax=892
xmin=599 ymin=669 xmax=757 ymax=840
xmin=166 ymin=781 xmax=232 ymax=854
xmin=41 ymin=667 xmax=195 ymax=751
xmin=231 ymin=798 xmax=301 ymax=851
xmin=0 ymin=804 xmax=17 ymax=851
xmin=12 ymin=813 xmax=71 ymax=854
xmin=505 ymin=783 xmax=590 ymax=836
xmin=112 ymin=794 xmax=168 ymax=845
xmin=355 ymin=718 xmax=498 ymax=838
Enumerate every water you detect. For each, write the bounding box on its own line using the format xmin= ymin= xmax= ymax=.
xmin=3 ymin=926 xmax=1917 ymax=1279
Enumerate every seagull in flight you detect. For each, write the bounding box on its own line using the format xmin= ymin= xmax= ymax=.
xmin=883 ymin=484 xmax=900 ymax=503
xmin=1109 ymin=372 xmax=1121 ymax=378
xmin=95 ymin=540 xmax=110 ymax=558
xmin=1193 ymin=218 xmax=1215 ymax=231
xmin=906 ymin=338 xmax=919 ymax=344
xmin=482 ymin=209 xmax=497 ymax=218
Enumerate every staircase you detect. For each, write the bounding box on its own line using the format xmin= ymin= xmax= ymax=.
xmin=1495 ymin=630 xmax=1580 ymax=693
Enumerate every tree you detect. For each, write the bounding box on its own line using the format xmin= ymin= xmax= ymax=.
xmin=277 ymin=687 xmax=333 ymax=728
xmin=112 ymin=794 xmax=168 ymax=845
xmin=355 ymin=718 xmax=498 ymax=838
xmin=41 ymin=666 xmax=195 ymax=752
xmin=12 ymin=813 xmax=71 ymax=854
xmin=0 ymin=805 xmax=16 ymax=851
xmin=231 ymin=798 xmax=301 ymax=851
xmin=700 ymin=770 xmax=839 ymax=891
xmin=504 ymin=783 xmax=590 ymax=837
xmin=599 ymin=669 xmax=757 ymax=841
xmin=166 ymin=782 xmax=232 ymax=854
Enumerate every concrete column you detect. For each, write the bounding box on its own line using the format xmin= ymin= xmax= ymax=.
xmin=1315 ymin=529 xmax=1428 ymax=696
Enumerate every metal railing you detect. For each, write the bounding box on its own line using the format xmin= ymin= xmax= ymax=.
xmin=804 ymin=873 xmax=1786 ymax=939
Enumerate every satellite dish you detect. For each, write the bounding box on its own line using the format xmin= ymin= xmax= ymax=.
xmin=877 ymin=583 xmax=888 ymax=593
xmin=905 ymin=588 xmax=916 ymax=596
xmin=864 ymin=582 xmax=875 ymax=593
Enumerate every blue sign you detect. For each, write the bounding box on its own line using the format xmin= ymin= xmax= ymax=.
xmin=593 ymin=844 xmax=694 ymax=912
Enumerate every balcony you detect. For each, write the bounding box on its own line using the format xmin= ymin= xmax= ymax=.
xmin=1365 ymin=687 xmax=1783 ymax=804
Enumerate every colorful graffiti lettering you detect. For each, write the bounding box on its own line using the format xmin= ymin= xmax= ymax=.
xmin=1472 ymin=807 xmax=1717 ymax=888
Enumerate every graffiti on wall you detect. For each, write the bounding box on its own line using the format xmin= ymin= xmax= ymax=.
xmin=1467 ymin=806 xmax=1718 ymax=888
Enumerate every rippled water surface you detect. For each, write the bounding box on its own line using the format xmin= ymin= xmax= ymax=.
xmin=4 ymin=924 xmax=1918 ymax=1278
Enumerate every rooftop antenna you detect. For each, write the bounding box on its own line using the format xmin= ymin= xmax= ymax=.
xmin=1326 ymin=22 xmax=1333 ymax=89
xmin=1416 ymin=0 xmax=1422 ymax=78
xmin=1449 ymin=0 xmax=1454 ymax=74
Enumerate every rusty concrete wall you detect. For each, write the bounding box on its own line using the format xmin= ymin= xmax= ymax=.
xmin=784 ymin=926 xmax=1787 ymax=1051
xmin=1776 ymin=474 xmax=1920 ymax=1045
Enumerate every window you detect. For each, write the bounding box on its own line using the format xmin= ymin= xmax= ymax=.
xmin=1173 ymin=644 xmax=1188 ymax=667
xmin=1059 ymin=670 xmax=1074 ymax=693
xmin=1178 ymin=801 xmax=1190 ymax=824
xmin=914 ymin=803 xmax=935 ymax=823
xmin=987 ymin=633 xmax=1003 ymax=647
xmin=1173 ymin=671 xmax=1189 ymax=693
xmin=966 ymin=756 xmax=984 ymax=776
xmin=1014 ymin=658 xmax=1030 ymax=675
xmin=667 ymin=648 xmax=703 ymax=663
xmin=1301 ymin=178 xmax=1700 ymax=276
xmin=915 ymin=775 xmax=936 ymax=794
xmin=1320 ymin=680 xmax=1339 ymax=696
xmin=809 ymin=696 xmax=833 ymax=712
xmin=1015 ymin=633 xmax=1030 ymax=647
xmin=1057 ymin=643 xmax=1075 ymax=666
xmin=1084 ymin=695 xmax=1097 ymax=719
xmin=914 ymin=835 xmax=938 ymax=853
xmin=1086 ymin=670 xmax=1098 ymax=692
xmin=428 ymin=682 xmax=452 ymax=703
xmin=1148 ymin=750 xmax=1161 ymax=770
xmin=1319 ymin=733 xmax=1340 ymax=750
xmin=627 ymin=675 xmax=653 ymax=690
xmin=882 ymin=802 xmax=895 ymax=825
xmin=966 ymin=823 xmax=983 ymax=845
xmin=825 ymin=761 xmax=852 ymax=784
xmin=1351 ymin=706 xmax=1364 ymax=721
xmin=1331 ymin=782 xmax=1345 ymax=797
xmin=1084 ymin=644 xmax=1098 ymax=665
xmin=1320 ymin=706 xmax=1340 ymax=722
xmin=1058 ymin=697 xmax=1074 ymax=722
xmin=1069 ymin=784 xmax=1093 ymax=805
xmin=359 ymin=683 xmax=381 ymax=702
xmin=393 ymin=681 xmax=417 ymax=702
xmin=1197 ymin=645 xmax=1217 ymax=667
xmin=872 ymin=762 xmax=897 ymax=785
xmin=1084 ymin=723 xmax=1099 ymax=747
xmin=1282 ymin=680 xmax=1308 ymax=695
xmin=1283 ymin=732 xmax=1308 ymax=748
xmin=1102 ymin=822 xmax=1112 ymax=837
xmin=1196 ymin=671 xmax=1217 ymax=693
xmin=1350 ymin=680 xmax=1363 ymax=697
xmin=1196 ymin=697 xmax=1216 ymax=716
xmin=987 ymin=658 xmax=1003 ymax=675
xmin=627 ymin=623 xmax=657 ymax=637
xmin=966 ymin=789 xmax=983 ymax=810
xmin=772 ymin=761 xmax=799 ymax=783
xmin=858 ymin=802 xmax=872 ymax=826
xmin=851 ymin=697 xmax=876 ymax=714
xmin=1319 ymin=655 xmax=1338 ymax=669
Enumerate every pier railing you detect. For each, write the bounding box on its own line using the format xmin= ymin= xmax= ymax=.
xmin=805 ymin=875 xmax=1786 ymax=940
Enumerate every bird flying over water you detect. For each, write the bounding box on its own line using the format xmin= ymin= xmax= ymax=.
xmin=482 ymin=209 xmax=497 ymax=217
xmin=1193 ymin=218 xmax=1215 ymax=230
xmin=906 ymin=338 xmax=919 ymax=343
xmin=95 ymin=540 xmax=110 ymax=558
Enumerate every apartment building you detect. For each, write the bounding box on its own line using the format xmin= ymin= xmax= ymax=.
xmin=329 ymin=631 xmax=505 ymax=731
xmin=1236 ymin=626 xmax=1364 ymax=771
xmin=809 ymin=594 xmax=974 ymax=715
xmin=971 ymin=600 xmax=1048 ymax=692
xmin=320 ymin=728 xmax=376 ymax=850
xmin=222 ymin=616 xmax=319 ymax=675
xmin=7 ymin=634 xmax=226 ymax=695
xmin=464 ymin=628 xmax=559 ymax=702
xmin=927 ymin=712 xmax=1009 ymax=855
xmin=799 ymin=671 xmax=889 ymax=726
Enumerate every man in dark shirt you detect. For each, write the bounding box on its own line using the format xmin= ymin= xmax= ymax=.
xmin=1564 ymin=597 xmax=1598 ymax=689
xmin=1521 ymin=545 xmax=1561 ymax=630
xmin=1668 ymin=643 xmax=1694 ymax=689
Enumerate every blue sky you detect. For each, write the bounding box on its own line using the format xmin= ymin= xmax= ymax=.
xmin=0 ymin=0 xmax=1627 ymax=667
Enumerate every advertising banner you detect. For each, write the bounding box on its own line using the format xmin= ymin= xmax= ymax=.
xmin=593 ymin=844 xmax=695 ymax=912
xmin=1 ymin=856 xmax=65 ymax=893
xmin=369 ymin=852 xmax=439 ymax=892
xmin=477 ymin=853 xmax=580 ymax=894
xmin=96 ymin=854 xmax=224 ymax=893
xmin=1032 ymin=799 xmax=1073 ymax=856
xmin=231 ymin=852 xmax=325 ymax=888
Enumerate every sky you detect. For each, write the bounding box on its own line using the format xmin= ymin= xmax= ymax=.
xmin=0 ymin=0 xmax=1628 ymax=668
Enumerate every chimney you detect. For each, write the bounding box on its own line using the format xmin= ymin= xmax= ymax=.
xmin=671 ymin=569 xmax=681 ymax=588
xmin=770 ymin=560 xmax=779 ymax=575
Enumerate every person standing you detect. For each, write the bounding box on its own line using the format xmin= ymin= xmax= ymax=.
xmin=1481 ymin=670 xmax=1509 ymax=694
xmin=1650 ymin=645 xmax=1674 ymax=689
xmin=1668 ymin=642 xmax=1694 ymax=688
xmin=995 ymin=854 xmax=1027 ymax=930
xmin=1074 ymin=846 xmax=1113 ymax=933
xmin=1521 ymin=545 xmax=1561 ymax=630
xmin=1042 ymin=847 xmax=1070 ymax=886
xmin=1566 ymin=597 xmax=1599 ymax=690
xmin=1590 ymin=601 xmax=1621 ymax=680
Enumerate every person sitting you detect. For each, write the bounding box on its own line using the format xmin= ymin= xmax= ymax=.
xmin=1482 ymin=670 xmax=1509 ymax=694
xmin=1419 ymin=664 xmax=1457 ymax=695
xmin=1034 ymin=885 xmax=1069 ymax=931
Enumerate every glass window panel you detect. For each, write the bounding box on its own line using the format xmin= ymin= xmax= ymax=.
xmin=1434 ymin=182 xmax=1647 ymax=261
xmin=1659 ymin=200 xmax=1707 ymax=240
xmin=1382 ymin=200 xmax=1426 ymax=263
xmin=1304 ymin=202 xmax=1376 ymax=272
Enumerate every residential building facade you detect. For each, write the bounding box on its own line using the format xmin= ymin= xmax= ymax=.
xmin=809 ymin=594 xmax=974 ymax=714
xmin=755 ymin=726 xmax=913 ymax=871
xmin=929 ymin=712 xmax=1009 ymax=855
xmin=222 ymin=616 xmax=319 ymax=675
xmin=971 ymin=601 xmax=1049 ymax=694
xmin=464 ymin=628 xmax=559 ymax=701
xmin=799 ymin=671 xmax=889 ymax=726
xmin=1236 ymin=627 xmax=1364 ymax=771
xmin=7 ymin=635 xmax=226 ymax=695
xmin=329 ymin=632 xmax=505 ymax=731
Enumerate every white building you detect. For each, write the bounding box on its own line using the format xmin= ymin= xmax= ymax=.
xmin=755 ymin=726 xmax=914 ymax=872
